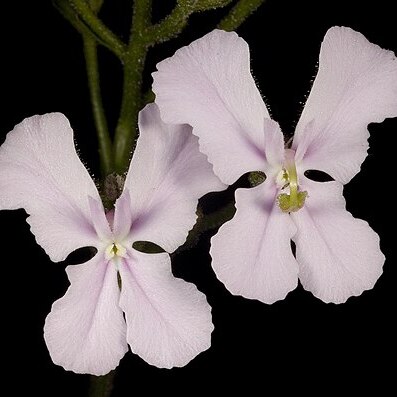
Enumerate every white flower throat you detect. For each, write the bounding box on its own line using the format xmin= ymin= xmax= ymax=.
xmin=276 ymin=149 xmax=308 ymax=213
xmin=105 ymin=242 xmax=127 ymax=260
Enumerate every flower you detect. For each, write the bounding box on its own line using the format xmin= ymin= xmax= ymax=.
xmin=0 ymin=103 xmax=224 ymax=375
xmin=152 ymin=27 xmax=397 ymax=304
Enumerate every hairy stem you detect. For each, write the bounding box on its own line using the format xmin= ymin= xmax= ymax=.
xmin=218 ymin=0 xmax=266 ymax=31
xmin=113 ymin=0 xmax=151 ymax=173
xmin=113 ymin=45 xmax=147 ymax=174
xmin=83 ymin=36 xmax=113 ymax=176
xmin=53 ymin=0 xmax=91 ymax=35
xmin=132 ymin=0 xmax=152 ymax=31
xmin=68 ymin=0 xmax=126 ymax=59
xmin=148 ymin=2 xmax=192 ymax=44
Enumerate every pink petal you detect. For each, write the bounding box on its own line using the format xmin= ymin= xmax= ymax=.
xmin=291 ymin=177 xmax=384 ymax=303
xmin=0 ymin=114 xmax=103 ymax=261
xmin=118 ymin=251 xmax=213 ymax=368
xmin=211 ymin=181 xmax=299 ymax=304
xmin=44 ymin=256 xmax=128 ymax=375
xmin=113 ymin=189 xmax=132 ymax=240
xmin=153 ymin=29 xmax=272 ymax=184
xmin=262 ymin=119 xmax=285 ymax=175
xmin=293 ymin=27 xmax=397 ymax=184
xmin=88 ymin=196 xmax=112 ymax=242
xmin=120 ymin=103 xmax=224 ymax=252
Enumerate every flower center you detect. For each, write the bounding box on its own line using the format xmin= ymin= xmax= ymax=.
xmin=276 ymin=149 xmax=308 ymax=213
xmin=105 ymin=242 xmax=127 ymax=260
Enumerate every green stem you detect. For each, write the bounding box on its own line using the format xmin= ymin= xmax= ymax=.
xmin=147 ymin=2 xmax=192 ymax=44
xmin=68 ymin=0 xmax=127 ymax=59
xmin=144 ymin=0 xmax=236 ymax=45
xmin=192 ymin=0 xmax=233 ymax=12
xmin=132 ymin=0 xmax=153 ymax=32
xmin=53 ymin=0 xmax=91 ymax=35
xmin=55 ymin=0 xmax=114 ymax=176
xmin=83 ymin=35 xmax=113 ymax=176
xmin=113 ymin=1 xmax=151 ymax=173
xmin=54 ymin=0 xmax=121 ymax=58
xmin=88 ymin=372 xmax=115 ymax=397
xmin=218 ymin=0 xmax=266 ymax=31
xmin=147 ymin=0 xmax=232 ymax=44
xmin=113 ymin=50 xmax=146 ymax=174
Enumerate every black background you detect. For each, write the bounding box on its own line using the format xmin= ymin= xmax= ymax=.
xmin=1 ymin=0 xmax=396 ymax=395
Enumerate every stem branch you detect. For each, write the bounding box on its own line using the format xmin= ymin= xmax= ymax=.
xmin=68 ymin=0 xmax=126 ymax=59
xmin=218 ymin=0 xmax=266 ymax=31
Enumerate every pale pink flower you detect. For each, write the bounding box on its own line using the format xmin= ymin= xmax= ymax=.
xmin=153 ymin=27 xmax=397 ymax=304
xmin=0 ymin=103 xmax=224 ymax=375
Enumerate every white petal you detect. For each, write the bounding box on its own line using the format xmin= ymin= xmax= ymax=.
xmin=118 ymin=103 xmax=224 ymax=252
xmin=293 ymin=26 xmax=397 ymax=184
xmin=211 ymin=181 xmax=299 ymax=304
xmin=0 ymin=114 xmax=103 ymax=261
xmin=291 ymin=177 xmax=384 ymax=303
xmin=153 ymin=29 xmax=272 ymax=184
xmin=88 ymin=196 xmax=112 ymax=242
xmin=119 ymin=251 xmax=213 ymax=368
xmin=44 ymin=255 xmax=128 ymax=375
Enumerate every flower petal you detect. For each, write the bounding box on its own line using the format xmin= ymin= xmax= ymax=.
xmin=44 ymin=255 xmax=128 ymax=375
xmin=211 ymin=181 xmax=299 ymax=304
xmin=291 ymin=177 xmax=384 ymax=303
xmin=118 ymin=250 xmax=213 ymax=368
xmin=293 ymin=27 xmax=397 ymax=184
xmin=153 ymin=29 xmax=271 ymax=184
xmin=119 ymin=103 xmax=224 ymax=252
xmin=88 ymin=196 xmax=112 ymax=242
xmin=113 ymin=189 xmax=132 ymax=240
xmin=0 ymin=113 xmax=102 ymax=261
